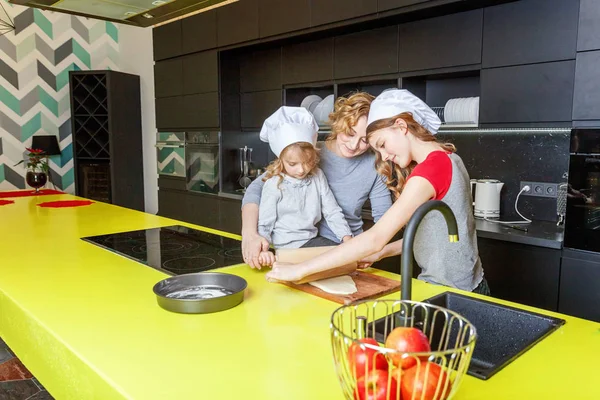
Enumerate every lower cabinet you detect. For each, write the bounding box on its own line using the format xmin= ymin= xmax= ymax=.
xmin=477 ymin=237 xmax=561 ymax=312
xmin=559 ymin=248 xmax=600 ymax=322
xmin=219 ymin=198 xmax=243 ymax=235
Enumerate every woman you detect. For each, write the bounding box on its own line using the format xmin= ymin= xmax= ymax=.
xmin=241 ymin=92 xmax=393 ymax=269
xmin=266 ymin=89 xmax=489 ymax=295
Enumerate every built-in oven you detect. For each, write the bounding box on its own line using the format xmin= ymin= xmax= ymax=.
xmin=185 ymin=131 xmax=220 ymax=195
xmin=155 ymin=132 xmax=186 ymax=178
xmin=564 ymin=128 xmax=600 ymax=253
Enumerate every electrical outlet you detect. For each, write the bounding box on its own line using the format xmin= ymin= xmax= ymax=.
xmin=520 ymin=181 xmax=558 ymax=198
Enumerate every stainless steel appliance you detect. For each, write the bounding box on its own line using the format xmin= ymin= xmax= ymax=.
xmin=185 ymin=131 xmax=220 ymax=194
xmin=564 ymin=128 xmax=600 ymax=252
xmin=155 ymin=132 xmax=186 ymax=177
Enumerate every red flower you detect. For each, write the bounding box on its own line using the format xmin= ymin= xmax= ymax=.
xmin=26 ymin=148 xmax=44 ymax=154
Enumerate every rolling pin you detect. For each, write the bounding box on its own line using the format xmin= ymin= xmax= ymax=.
xmin=275 ymin=246 xmax=357 ymax=284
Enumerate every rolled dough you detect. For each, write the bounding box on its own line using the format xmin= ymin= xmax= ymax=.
xmin=308 ymin=275 xmax=358 ymax=295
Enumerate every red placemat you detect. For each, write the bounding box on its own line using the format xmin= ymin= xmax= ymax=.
xmin=37 ymin=200 xmax=94 ymax=208
xmin=0 ymin=189 xmax=64 ymax=198
xmin=0 ymin=200 xmax=14 ymax=206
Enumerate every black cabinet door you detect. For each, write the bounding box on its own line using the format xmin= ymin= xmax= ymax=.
xmin=154 ymin=58 xmax=183 ymax=98
xmin=573 ymin=50 xmax=600 ymax=121
xmin=240 ymin=48 xmax=282 ymax=92
xmin=578 ymin=0 xmax=600 ymax=52
xmin=187 ymin=193 xmax=220 ymax=230
xmin=181 ymin=9 xmax=218 ymax=54
xmin=217 ymin=0 xmax=259 ymax=47
xmin=153 ymin=21 xmax=182 ymax=61
xmin=219 ymin=198 xmax=243 ymax=235
xmin=378 ymin=0 xmax=428 ymax=12
xmin=181 ymin=92 xmax=220 ymax=129
xmin=480 ymin=61 xmax=575 ymax=124
xmin=282 ymin=38 xmax=334 ymax=84
xmin=182 ymin=50 xmax=219 ymax=95
xmin=310 ymin=0 xmax=377 ymax=27
xmin=259 ymin=0 xmax=310 ymax=38
xmin=241 ymin=90 xmax=282 ymax=128
xmin=156 ymin=96 xmax=184 ymax=129
xmin=334 ymin=26 xmax=398 ymax=79
xmin=482 ymin=0 xmax=578 ymax=68
xmin=559 ymin=249 xmax=600 ymax=322
xmin=158 ymin=189 xmax=188 ymax=221
xmin=399 ymin=9 xmax=482 ymax=72
xmin=477 ymin=238 xmax=561 ymax=312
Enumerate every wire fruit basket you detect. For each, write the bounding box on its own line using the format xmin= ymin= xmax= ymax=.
xmin=330 ymin=300 xmax=477 ymax=400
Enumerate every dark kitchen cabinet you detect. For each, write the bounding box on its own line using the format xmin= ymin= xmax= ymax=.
xmin=182 ymin=50 xmax=219 ymax=95
xmin=482 ymin=0 xmax=578 ymax=68
xmin=334 ymin=26 xmax=398 ymax=79
xmin=578 ymin=0 xmax=600 ymax=52
xmin=217 ymin=0 xmax=259 ymax=47
xmin=241 ymin=90 xmax=282 ymax=129
xmin=219 ymin=198 xmax=243 ymax=235
xmin=153 ymin=21 xmax=182 ymax=61
xmin=559 ymin=249 xmax=600 ymax=323
xmin=378 ymin=0 xmax=428 ymax=12
xmin=477 ymin=238 xmax=561 ymax=312
xmin=240 ymin=48 xmax=281 ymax=92
xmin=154 ymin=58 xmax=183 ymax=98
xmin=398 ymin=9 xmax=483 ymax=72
xmin=480 ymin=61 xmax=575 ymax=124
xmin=259 ymin=0 xmax=310 ymax=38
xmin=282 ymin=38 xmax=334 ymax=84
xmin=156 ymin=96 xmax=184 ymax=129
xmin=187 ymin=193 xmax=220 ymax=231
xmin=310 ymin=0 xmax=377 ymax=27
xmin=158 ymin=189 xmax=188 ymax=222
xmin=181 ymin=92 xmax=220 ymax=129
xmin=573 ymin=50 xmax=600 ymax=121
xmin=181 ymin=10 xmax=217 ymax=54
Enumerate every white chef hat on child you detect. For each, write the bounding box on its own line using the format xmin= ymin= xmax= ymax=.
xmin=367 ymin=89 xmax=442 ymax=135
xmin=260 ymin=106 xmax=319 ymax=157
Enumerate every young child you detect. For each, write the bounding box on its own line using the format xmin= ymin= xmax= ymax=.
xmin=257 ymin=106 xmax=352 ymax=266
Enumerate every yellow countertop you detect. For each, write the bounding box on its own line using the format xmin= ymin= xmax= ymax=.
xmin=0 ymin=193 xmax=599 ymax=399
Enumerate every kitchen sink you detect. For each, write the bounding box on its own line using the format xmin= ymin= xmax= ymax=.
xmin=370 ymin=292 xmax=565 ymax=380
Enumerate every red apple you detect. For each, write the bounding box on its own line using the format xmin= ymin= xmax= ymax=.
xmin=401 ymin=362 xmax=453 ymax=400
xmin=385 ymin=327 xmax=431 ymax=369
xmin=354 ymin=369 xmax=400 ymax=400
xmin=347 ymin=338 xmax=388 ymax=379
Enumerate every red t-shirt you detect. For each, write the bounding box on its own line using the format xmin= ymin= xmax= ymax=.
xmin=407 ymin=151 xmax=453 ymax=200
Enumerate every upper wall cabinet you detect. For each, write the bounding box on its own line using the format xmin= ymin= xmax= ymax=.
xmin=573 ymin=51 xmax=600 ymax=121
xmin=334 ymin=26 xmax=398 ymax=79
xmin=282 ymin=38 xmax=334 ymax=84
xmin=310 ymin=0 xmax=377 ymax=27
xmin=241 ymin=90 xmax=282 ymax=128
xmin=577 ymin=0 xmax=600 ymax=52
xmin=181 ymin=9 xmax=217 ymax=54
xmin=480 ymin=61 xmax=575 ymax=124
xmin=217 ymin=0 xmax=259 ymax=47
xmin=378 ymin=0 xmax=428 ymax=12
xmin=182 ymin=51 xmax=219 ymax=95
xmin=259 ymin=0 xmax=310 ymax=38
xmin=240 ymin=48 xmax=282 ymax=92
xmin=154 ymin=58 xmax=183 ymax=98
xmin=153 ymin=21 xmax=182 ymax=61
xmin=398 ymin=9 xmax=483 ymax=72
xmin=482 ymin=0 xmax=578 ymax=68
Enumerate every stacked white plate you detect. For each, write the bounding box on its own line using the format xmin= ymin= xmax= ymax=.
xmin=443 ymin=97 xmax=479 ymax=124
xmin=300 ymin=94 xmax=334 ymax=124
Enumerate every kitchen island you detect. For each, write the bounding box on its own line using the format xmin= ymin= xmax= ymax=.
xmin=0 ymin=193 xmax=599 ymax=399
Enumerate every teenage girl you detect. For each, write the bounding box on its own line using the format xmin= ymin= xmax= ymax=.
xmin=266 ymin=90 xmax=490 ymax=295
xmin=256 ymin=106 xmax=352 ymax=266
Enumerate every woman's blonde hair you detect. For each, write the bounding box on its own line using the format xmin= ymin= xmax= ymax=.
xmin=327 ymin=92 xmax=375 ymax=141
xmin=263 ymin=142 xmax=320 ymax=186
xmin=366 ymin=112 xmax=456 ymax=199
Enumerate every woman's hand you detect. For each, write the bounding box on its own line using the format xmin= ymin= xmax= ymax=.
xmin=242 ymin=232 xmax=270 ymax=269
xmin=266 ymin=262 xmax=302 ymax=283
xmin=357 ymin=251 xmax=382 ymax=269
xmin=342 ymin=235 xmax=352 ymax=243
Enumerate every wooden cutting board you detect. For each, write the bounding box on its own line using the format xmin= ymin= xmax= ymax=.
xmin=282 ymin=271 xmax=401 ymax=305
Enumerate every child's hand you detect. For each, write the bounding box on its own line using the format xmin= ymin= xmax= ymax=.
xmin=259 ymin=251 xmax=276 ymax=267
xmin=342 ymin=235 xmax=352 ymax=243
xmin=266 ymin=262 xmax=301 ymax=283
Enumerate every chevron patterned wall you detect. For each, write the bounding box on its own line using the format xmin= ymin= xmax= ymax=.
xmin=0 ymin=1 xmax=119 ymax=192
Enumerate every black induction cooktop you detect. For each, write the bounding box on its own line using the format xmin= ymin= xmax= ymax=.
xmin=81 ymin=225 xmax=244 ymax=275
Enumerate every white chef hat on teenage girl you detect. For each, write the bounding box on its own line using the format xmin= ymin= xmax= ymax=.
xmin=367 ymin=89 xmax=442 ymax=135
xmin=260 ymin=106 xmax=319 ymax=157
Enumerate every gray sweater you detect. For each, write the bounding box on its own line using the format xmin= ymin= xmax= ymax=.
xmin=258 ymin=168 xmax=352 ymax=249
xmin=242 ymin=142 xmax=393 ymax=243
